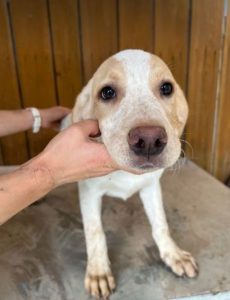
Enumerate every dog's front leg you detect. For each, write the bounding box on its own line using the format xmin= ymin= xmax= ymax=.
xmin=139 ymin=179 xmax=198 ymax=278
xmin=79 ymin=185 xmax=115 ymax=298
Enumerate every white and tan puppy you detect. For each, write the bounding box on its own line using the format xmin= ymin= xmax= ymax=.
xmin=63 ymin=49 xmax=198 ymax=298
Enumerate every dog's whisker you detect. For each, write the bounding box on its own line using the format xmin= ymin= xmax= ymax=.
xmin=167 ymin=149 xmax=187 ymax=175
xmin=179 ymin=151 xmax=187 ymax=168
xmin=180 ymin=139 xmax=194 ymax=159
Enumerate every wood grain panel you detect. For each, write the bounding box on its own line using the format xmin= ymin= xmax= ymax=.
xmin=49 ymin=0 xmax=83 ymax=107
xmin=214 ymin=1 xmax=230 ymax=182
xmin=118 ymin=0 xmax=153 ymax=52
xmin=154 ymin=0 xmax=190 ymax=90
xmin=0 ymin=145 xmax=3 ymax=165
xmin=0 ymin=0 xmax=229 ymax=181
xmin=9 ymin=0 xmax=58 ymax=157
xmin=0 ymin=0 xmax=28 ymax=164
xmin=80 ymin=0 xmax=118 ymax=82
xmin=186 ymin=0 xmax=224 ymax=171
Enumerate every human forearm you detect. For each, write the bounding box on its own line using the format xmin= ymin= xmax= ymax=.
xmin=0 ymin=107 xmax=71 ymax=137
xmin=0 ymin=121 xmax=118 ymax=225
xmin=0 ymin=109 xmax=33 ymax=136
xmin=0 ymin=159 xmax=54 ymax=225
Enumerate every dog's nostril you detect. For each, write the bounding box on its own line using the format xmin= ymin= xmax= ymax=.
xmin=155 ymin=138 xmax=163 ymax=148
xmin=137 ymin=138 xmax=145 ymax=148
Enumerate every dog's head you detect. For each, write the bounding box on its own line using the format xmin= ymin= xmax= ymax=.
xmin=72 ymin=49 xmax=188 ymax=173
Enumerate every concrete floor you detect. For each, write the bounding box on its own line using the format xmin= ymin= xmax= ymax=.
xmin=0 ymin=160 xmax=230 ymax=300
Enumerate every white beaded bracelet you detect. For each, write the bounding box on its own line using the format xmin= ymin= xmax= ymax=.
xmin=26 ymin=107 xmax=41 ymax=133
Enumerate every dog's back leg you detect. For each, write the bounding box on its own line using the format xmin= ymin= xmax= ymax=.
xmin=79 ymin=183 xmax=115 ymax=298
xmin=139 ymin=179 xmax=198 ymax=278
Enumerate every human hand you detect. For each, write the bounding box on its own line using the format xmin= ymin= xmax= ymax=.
xmin=32 ymin=120 xmax=118 ymax=186
xmin=39 ymin=106 xmax=71 ymax=130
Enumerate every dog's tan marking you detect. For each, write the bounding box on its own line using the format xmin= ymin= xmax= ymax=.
xmin=149 ymin=56 xmax=188 ymax=137
xmin=93 ymin=58 xmax=126 ymax=119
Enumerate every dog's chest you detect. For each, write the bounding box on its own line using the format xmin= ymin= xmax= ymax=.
xmin=79 ymin=170 xmax=163 ymax=201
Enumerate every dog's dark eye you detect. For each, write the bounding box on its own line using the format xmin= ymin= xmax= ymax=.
xmin=160 ymin=82 xmax=173 ymax=96
xmin=100 ymin=86 xmax=116 ymax=101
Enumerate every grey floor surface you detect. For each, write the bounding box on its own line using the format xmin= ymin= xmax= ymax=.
xmin=0 ymin=160 xmax=230 ymax=300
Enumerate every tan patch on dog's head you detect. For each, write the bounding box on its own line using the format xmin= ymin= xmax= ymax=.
xmin=92 ymin=58 xmax=126 ymax=119
xmin=149 ymin=55 xmax=188 ymax=137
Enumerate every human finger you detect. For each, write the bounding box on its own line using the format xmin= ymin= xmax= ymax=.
xmin=74 ymin=120 xmax=101 ymax=138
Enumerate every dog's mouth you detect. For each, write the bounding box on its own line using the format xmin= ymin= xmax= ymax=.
xmin=127 ymin=153 xmax=165 ymax=172
xmin=138 ymin=162 xmax=157 ymax=169
xmin=126 ymin=142 xmax=180 ymax=172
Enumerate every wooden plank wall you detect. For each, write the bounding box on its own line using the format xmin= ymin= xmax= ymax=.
xmin=186 ymin=0 xmax=224 ymax=175
xmin=0 ymin=0 xmax=29 ymax=164
xmin=214 ymin=0 xmax=230 ymax=181
xmin=0 ymin=0 xmax=229 ymax=182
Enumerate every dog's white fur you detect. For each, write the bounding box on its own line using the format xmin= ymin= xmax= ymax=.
xmin=63 ymin=50 xmax=198 ymax=298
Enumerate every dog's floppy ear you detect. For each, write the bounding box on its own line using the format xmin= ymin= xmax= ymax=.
xmin=72 ymin=78 xmax=95 ymax=122
xmin=60 ymin=79 xmax=95 ymax=131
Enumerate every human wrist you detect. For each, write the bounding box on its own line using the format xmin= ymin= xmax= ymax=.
xmin=34 ymin=153 xmax=74 ymax=187
xmin=21 ymin=154 xmax=56 ymax=197
xmin=19 ymin=109 xmax=34 ymax=129
xmin=26 ymin=107 xmax=42 ymax=133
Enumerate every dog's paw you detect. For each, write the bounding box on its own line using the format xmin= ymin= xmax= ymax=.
xmin=161 ymin=247 xmax=198 ymax=278
xmin=85 ymin=272 xmax=116 ymax=299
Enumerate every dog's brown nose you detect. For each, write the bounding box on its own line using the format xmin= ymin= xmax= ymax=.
xmin=128 ymin=126 xmax=167 ymax=157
